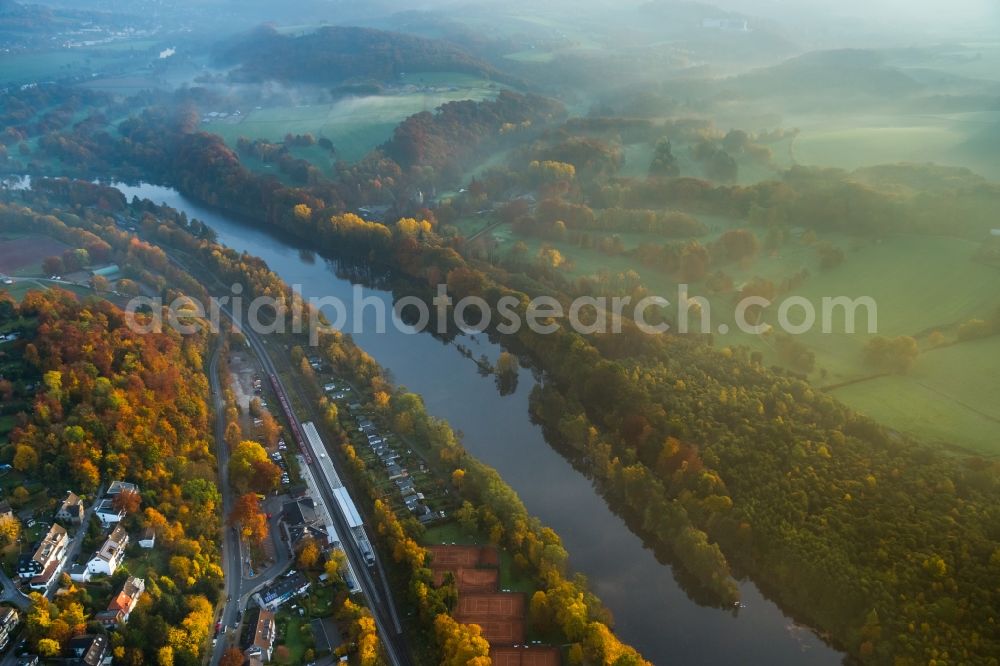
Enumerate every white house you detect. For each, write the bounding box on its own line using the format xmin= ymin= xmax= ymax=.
xmin=94 ymin=498 xmax=125 ymax=527
xmin=68 ymin=563 xmax=92 ymax=584
xmin=87 ymin=525 xmax=128 ymax=576
xmin=18 ymin=524 xmax=69 ymax=592
xmin=106 ymin=481 xmax=138 ymax=497
xmin=94 ymin=481 xmax=139 ymax=526
xmin=138 ymin=527 xmax=156 ymax=549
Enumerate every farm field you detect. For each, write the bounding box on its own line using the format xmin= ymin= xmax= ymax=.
xmin=503 ymin=49 xmax=556 ymax=63
xmin=0 ymin=232 xmax=70 ymax=276
xmin=831 ymin=336 xmax=1000 ymax=456
xmin=485 ymin=215 xmax=999 ymax=452
xmin=0 ymin=41 xmax=159 ymax=85
xmin=204 ymin=73 xmax=501 ymax=163
xmin=1 ymin=279 xmax=96 ymax=303
xmin=792 ymin=122 xmax=966 ymax=171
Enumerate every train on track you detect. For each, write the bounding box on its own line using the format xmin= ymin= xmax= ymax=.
xmin=269 ymin=373 xmax=313 ymax=465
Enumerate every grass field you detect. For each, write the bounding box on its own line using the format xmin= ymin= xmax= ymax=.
xmin=769 ymin=235 xmax=998 ymax=378
xmin=0 ymin=39 xmax=159 ymax=85
xmin=0 ymin=232 xmax=69 ymax=276
xmin=490 ymin=213 xmax=999 ymax=452
xmin=204 ymin=73 xmax=500 ymax=164
xmin=503 ymin=49 xmax=556 ymax=63
xmin=831 ymin=336 xmax=1000 ymax=456
xmin=1 ymin=279 xmax=94 ymax=302
xmin=793 ymin=123 xmax=966 ymax=171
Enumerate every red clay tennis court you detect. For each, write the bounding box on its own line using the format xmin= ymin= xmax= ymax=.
xmin=427 ymin=544 xmax=498 ymax=568
xmin=490 ymin=646 xmax=561 ymax=666
xmin=459 ymin=617 xmax=526 ymax=645
xmin=428 ymin=545 xmax=482 ymax=568
xmin=432 ymin=567 xmax=500 ymax=593
xmin=457 ymin=592 xmax=525 ymax=618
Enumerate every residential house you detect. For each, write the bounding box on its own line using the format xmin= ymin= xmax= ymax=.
xmin=244 ymin=609 xmax=275 ymax=663
xmin=105 ymin=481 xmax=137 ymax=497
xmin=95 ymin=576 xmax=144 ymax=628
xmin=282 ymin=496 xmax=327 ymax=547
xmin=87 ymin=525 xmax=128 ymax=576
xmin=96 ymin=482 xmax=138 ymax=525
xmin=395 ymin=478 xmax=416 ymax=496
xmin=0 ymin=607 xmax=19 ymax=651
xmin=68 ymin=563 xmax=92 ymax=583
xmin=254 ymin=572 xmax=311 ymax=610
xmin=18 ymin=524 xmax=69 ymax=591
xmin=0 ymin=501 xmax=13 ymax=521
xmin=56 ymin=491 xmax=85 ymax=524
xmin=138 ymin=527 xmax=156 ymax=549
xmin=94 ymin=498 xmax=125 ymax=527
xmin=67 ymin=634 xmax=111 ymax=666
xmin=16 ymin=508 xmax=34 ymax=528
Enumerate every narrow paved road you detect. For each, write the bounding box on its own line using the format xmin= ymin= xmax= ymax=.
xmin=209 ymin=343 xmax=243 ymax=665
xmin=0 ymin=569 xmax=29 ymax=611
xmin=58 ymin=496 xmax=100 ymax=600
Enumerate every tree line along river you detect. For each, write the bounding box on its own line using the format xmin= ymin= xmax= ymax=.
xmin=112 ymin=181 xmax=844 ymax=666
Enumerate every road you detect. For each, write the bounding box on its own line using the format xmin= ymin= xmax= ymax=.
xmin=57 ymin=497 xmax=99 ymax=598
xmin=208 ymin=344 xmax=295 ymax=665
xmin=224 ymin=306 xmax=412 ymax=666
xmin=208 ymin=342 xmax=243 ymax=665
xmin=0 ymin=569 xmax=29 ymax=611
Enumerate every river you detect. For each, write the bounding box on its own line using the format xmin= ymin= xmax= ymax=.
xmin=114 ymin=182 xmax=844 ymax=665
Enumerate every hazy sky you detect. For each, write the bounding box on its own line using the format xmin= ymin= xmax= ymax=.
xmin=709 ymin=0 xmax=998 ymax=30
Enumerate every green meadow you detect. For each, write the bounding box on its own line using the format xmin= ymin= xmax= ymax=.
xmin=0 ymin=40 xmax=160 ymax=85
xmin=488 ymin=215 xmax=999 ymax=453
xmin=204 ymin=73 xmax=500 ymax=164
xmin=831 ymin=336 xmax=1000 ymax=456
xmin=792 ymin=123 xmax=966 ymax=171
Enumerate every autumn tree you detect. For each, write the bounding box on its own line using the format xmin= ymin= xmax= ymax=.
xmin=434 ymin=613 xmax=491 ymax=666
xmin=113 ymin=488 xmax=142 ymax=514
xmin=229 ymin=440 xmax=280 ymax=494
xmin=220 ymin=647 xmax=244 ymax=666
xmin=297 ymin=536 xmax=320 ymax=569
xmin=13 ymin=444 xmax=38 ymax=472
xmin=864 ymin=336 xmax=919 ymax=374
xmin=230 ymin=493 xmax=269 ymax=546
xmin=0 ymin=514 xmax=22 ymax=546
xmin=259 ymin=411 xmax=281 ymax=448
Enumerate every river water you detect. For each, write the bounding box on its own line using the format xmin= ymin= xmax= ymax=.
xmin=113 ymin=182 xmax=844 ymax=665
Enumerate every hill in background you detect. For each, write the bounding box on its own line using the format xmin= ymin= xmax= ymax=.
xmin=214 ymin=24 xmax=520 ymax=87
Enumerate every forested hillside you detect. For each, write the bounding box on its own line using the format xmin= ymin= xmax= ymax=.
xmin=5 ymin=286 xmax=221 ymax=665
xmin=214 ymin=25 xmax=518 ymax=86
